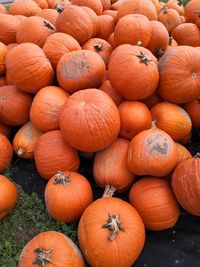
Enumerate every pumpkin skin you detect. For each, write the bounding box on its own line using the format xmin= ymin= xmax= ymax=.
xmin=171 ymin=158 xmax=200 ymax=216
xmin=30 ymin=86 xmax=69 ymax=132
xmin=43 ymin=32 xmax=81 ymax=70
xmin=166 ymin=0 xmax=185 ymax=16
xmin=127 ymin=126 xmax=178 ymax=177
xmin=151 ymin=102 xmax=192 ymax=142
xmin=0 ymin=175 xmax=17 ymax=220
xmin=114 ymin=14 xmax=152 ymax=47
xmin=96 ymin=15 xmax=115 ymax=40
xmin=118 ymin=101 xmax=152 ymax=140
xmin=45 ymin=171 xmax=93 ymax=222
xmin=103 ymin=10 xmax=117 ymax=22
xmin=108 ymin=45 xmax=159 ymax=100
xmin=129 ymin=177 xmax=179 ymax=230
xmin=18 ymin=231 xmax=85 ymax=267
xmin=5 ymin=43 xmax=54 ymax=94
xmin=9 ymin=0 xmax=41 ymax=16
xmin=179 ymin=131 xmax=192 ymax=145
xmin=13 ymin=121 xmax=43 ymax=159
xmin=176 ymin=143 xmax=192 ymax=164
xmin=0 ymin=123 xmax=11 ymax=138
xmin=36 ymin=8 xmax=59 ymax=25
xmin=184 ymin=98 xmax=200 ymax=128
xmin=0 ymin=14 xmax=20 ymax=45
xmin=71 ymin=0 xmax=103 ymax=15
xmin=0 ymin=76 xmax=7 ymax=87
xmin=78 ymin=197 xmax=145 ymax=267
xmin=57 ymin=50 xmax=106 ymax=93
xmin=7 ymin=43 xmax=18 ymax=51
xmin=99 ymin=80 xmax=124 ymax=106
xmin=59 ymin=88 xmax=120 ymax=152
xmin=184 ymin=0 xmax=200 ymax=23
xmin=108 ymin=32 xmax=116 ymax=48
xmin=0 ymin=42 xmax=8 ymax=75
xmin=0 ymin=135 xmax=13 ymax=174
xmin=142 ymin=91 xmax=162 ymax=109
xmin=0 ymin=85 xmax=32 ymax=126
xmin=158 ymin=46 xmax=200 ymax=104
xmin=33 ymin=0 xmax=49 ymax=9
xmin=100 ymin=0 xmax=111 ymax=10
xmin=0 ymin=4 xmax=7 ymax=13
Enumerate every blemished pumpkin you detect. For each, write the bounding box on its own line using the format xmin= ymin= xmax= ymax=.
xmin=34 ymin=130 xmax=80 ymax=179
xmin=108 ymin=45 xmax=159 ymax=100
xmin=176 ymin=143 xmax=192 ymax=164
xmin=18 ymin=231 xmax=85 ymax=267
xmin=57 ymin=50 xmax=106 ymax=93
xmin=45 ymin=171 xmax=93 ymax=222
xmin=0 ymin=175 xmax=17 ymax=220
xmin=0 ymin=14 xmax=21 ymax=45
xmin=129 ymin=177 xmax=179 ymax=230
xmin=0 ymin=134 xmax=13 ymax=174
xmin=78 ymin=197 xmax=145 ymax=267
xmin=184 ymin=98 xmax=200 ymax=128
xmin=13 ymin=121 xmax=43 ymax=159
xmin=0 ymin=42 xmax=8 ymax=76
xmin=99 ymin=80 xmax=124 ymax=106
xmin=59 ymin=88 xmax=120 ymax=152
xmin=5 ymin=43 xmax=54 ymax=94
xmin=9 ymin=0 xmax=41 ymax=16
xmin=171 ymin=157 xmax=200 ymax=216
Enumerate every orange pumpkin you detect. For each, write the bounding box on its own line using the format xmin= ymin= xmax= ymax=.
xmin=0 ymin=135 xmax=13 ymax=174
xmin=5 ymin=43 xmax=54 ymax=94
xmin=13 ymin=121 xmax=43 ymax=159
xmin=7 ymin=43 xmax=18 ymax=51
xmin=99 ymin=80 xmax=124 ymax=106
xmin=0 ymin=76 xmax=7 ymax=87
xmin=166 ymin=0 xmax=185 ymax=16
xmin=129 ymin=177 xmax=179 ymax=230
xmin=0 ymin=123 xmax=11 ymax=138
xmin=0 ymin=14 xmax=20 ymax=45
xmin=59 ymin=89 xmax=120 ymax=152
xmin=45 ymin=171 xmax=93 ymax=222
xmin=184 ymin=0 xmax=200 ymax=23
xmin=184 ymin=98 xmax=200 ymax=128
xmin=0 ymin=4 xmax=7 ymax=13
xmin=0 ymin=175 xmax=17 ymax=220
xmin=103 ymin=10 xmax=117 ymax=22
xmin=9 ymin=0 xmax=41 ymax=16
xmin=151 ymin=0 xmax=160 ymax=13
xmin=78 ymin=197 xmax=145 ymax=267
xmin=111 ymin=0 xmax=126 ymax=11
xmin=107 ymin=32 xmax=116 ymax=48
xmin=176 ymin=143 xmax=192 ymax=164
xmin=34 ymin=130 xmax=80 ymax=179
xmin=0 ymin=42 xmax=8 ymax=75
xmin=142 ymin=90 xmax=163 ymax=109
xmin=36 ymin=8 xmax=59 ymax=25
xmin=71 ymin=0 xmax=103 ymax=15
xmin=18 ymin=231 xmax=85 ymax=267
xmin=179 ymin=131 xmax=192 ymax=145
xmin=96 ymin=15 xmax=115 ymax=40
xmin=100 ymin=0 xmax=111 ymax=10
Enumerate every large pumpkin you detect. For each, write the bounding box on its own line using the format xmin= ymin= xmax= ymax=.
xmin=108 ymin=44 xmax=159 ymax=100
xmin=59 ymin=89 xmax=120 ymax=152
xmin=0 ymin=14 xmax=20 ymax=45
xmin=184 ymin=98 xmax=200 ymax=128
xmin=129 ymin=177 xmax=179 ymax=230
xmin=78 ymin=197 xmax=145 ymax=267
xmin=18 ymin=231 xmax=85 ymax=267
xmin=0 ymin=42 xmax=8 ymax=75
xmin=5 ymin=43 xmax=54 ymax=94
xmin=0 ymin=134 xmax=13 ymax=174
xmin=9 ymin=0 xmax=41 ymax=16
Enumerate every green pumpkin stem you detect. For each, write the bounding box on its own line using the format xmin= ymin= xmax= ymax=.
xmin=103 ymin=185 xmax=116 ymax=197
xmin=53 ymin=171 xmax=71 ymax=187
xmin=103 ymin=214 xmax=124 ymax=241
xmin=33 ymin=248 xmax=52 ymax=267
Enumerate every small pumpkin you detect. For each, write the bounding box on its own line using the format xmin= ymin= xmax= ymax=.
xmin=0 ymin=134 xmax=13 ymax=174
xmin=9 ymin=0 xmax=41 ymax=16
xmin=99 ymin=80 xmax=124 ymax=106
xmin=0 ymin=42 xmax=8 ymax=75
xmin=176 ymin=143 xmax=192 ymax=164
xmin=36 ymin=8 xmax=59 ymax=25
xmin=184 ymin=98 xmax=200 ymax=128
xmin=96 ymin=15 xmax=115 ymax=40
xmin=0 ymin=14 xmax=20 ymax=45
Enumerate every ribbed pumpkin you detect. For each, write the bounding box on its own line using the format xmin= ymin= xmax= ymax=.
xmin=0 ymin=85 xmax=32 ymax=126
xmin=9 ymin=0 xmax=41 ymax=16
xmin=57 ymin=50 xmax=106 ymax=93
xmin=108 ymin=32 xmax=116 ymax=48
xmin=0 ymin=134 xmax=13 ymax=174
xmin=166 ymin=0 xmax=185 ymax=16
xmin=127 ymin=124 xmax=178 ymax=176
xmin=184 ymin=0 xmax=200 ymax=23
xmin=0 ymin=76 xmax=7 ymax=87
xmin=0 ymin=42 xmax=8 ymax=75
xmin=171 ymin=157 xmax=200 ymax=216
xmin=99 ymin=80 xmax=124 ymax=106
xmin=103 ymin=10 xmax=117 ymax=22
xmin=118 ymin=101 xmax=152 ymax=140
xmin=5 ymin=43 xmax=54 ymax=94
xmin=0 ymin=175 xmax=17 ymax=220
xmin=0 ymin=123 xmax=11 ymax=138
xmin=108 ymin=45 xmax=159 ymax=100
xmin=30 ymin=86 xmax=69 ymax=132
xmin=151 ymin=0 xmax=160 ymax=12
xmin=78 ymin=197 xmax=145 ymax=267
xmin=18 ymin=231 xmax=85 ymax=267
xmin=71 ymin=0 xmax=103 ymax=15
xmin=13 ymin=121 xmax=43 ymax=159
xmin=36 ymin=8 xmax=59 ymax=25
xmin=0 ymin=14 xmax=20 ymax=45
xmin=96 ymin=15 xmax=115 ymax=40
xmin=176 ymin=143 xmax=192 ymax=164
xmin=158 ymin=46 xmax=200 ymax=104
xmin=142 ymin=91 xmax=163 ymax=109
xmin=59 ymin=89 xmax=120 ymax=152
xmin=45 ymin=171 xmax=93 ymax=222
xmin=114 ymin=14 xmax=152 ymax=47
xmin=129 ymin=177 xmax=179 ymax=230
xmin=184 ymin=98 xmax=200 ymax=128
xmin=0 ymin=4 xmax=7 ymax=13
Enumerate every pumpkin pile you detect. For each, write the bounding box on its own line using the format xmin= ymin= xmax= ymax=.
xmin=0 ymin=0 xmax=200 ymax=266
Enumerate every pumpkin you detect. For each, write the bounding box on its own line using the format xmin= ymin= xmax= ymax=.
xmin=59 ymin=88 xmax=120 ymax=152
xmin=166 ymin=0 xmax=185 ymax=16
xmin=18 ymin=231 xmax=85 ymax=267
xmin=142 ymin=91 xmax=162 ymax=109
xmin=179 ymin=131 xmax=192 ymax=145
xmin=48 ymin=0 xmax=65 ymax=8
xmin=0 ymin=123 xmax=11 ymax=138
xmin=111 ymin=0 xmax=126 ymax=11
xmin=0 ymin=135 xmax=13 ymax=174
xmin=78 ymin=197 xmax=145 ymax=267
xmin=158 ymin=46 xmax=200 ymax=104
xmin=33 ymin=0 xmax=49 ymax=9
xmin=127 ymin=124 xmax=178 ymax=177
xmin=146 ymin=20 xmax=169 ymax=58
xmin=0 ymin=175 xmax=17 ymax=220
xmin=7 ymin=43 xmax=18 ymax=51
xmin=96 ymin=15 xmax=115 ymax=40
xmin=57 ymin=50 xmax=106 ymax=93
xmin=13 ymin=121 xmax=43 ymax=159
xmin=114 ymin=14 xmax=152 ymax=47
xmin=36 ymin=8 xmax=58 ymax=25
xmin=99 ymin=80 xmax=124 ymax=106
xmin=15 ymin=14 xmax=27 ymax=22
xmin=30 ymin=86 xmax=69 ymax=132
xmin=71 ymin=0 xmax=103 ymax=15
xmin=0 ymin=42 xmax=8 ymax=76
xmin=171 ymin=157 xmax=200 ymax=216
xmin=151 ymin=102 xmax=192 ymax=142
xmin=34 ymin=130 xmax=80 ymax=179
xmin=118 ymin=101 xmax=152 ymax=140
xmin=117 ymin=0 xmax=157 ymax=21
xmin=151 ymin=0 xmax=160 ymax=13
xmin=5 ymin=43 xmax=54 ymax=94
xmin=0 ymin=76 xmax=7 ymax=87
xmin=108 ymin=32 xmax=116 ymax=48
xmin=0 ymin=14 xmax=20 ymax=45
xmin=184 ymin=98 xmax=200 ymax=128
xmin=9 ymin=0 xmax=41 ymax=16
xmin=0 ymin=4 xmax=7 ymax=13
xmin=129 ymin=177 xmax=179 ymax=230
xmin=171 ymin=23 xmax=200 ymax=47
xmin=56 ymin=5 xmax=98 ymax=44
xmin=108 ymin=45 xmax=159 ymax=100
xmin=43 ymin=32 xmax=81 ymax=70
xmin=0 ymin=85 xmax=32 ymax=126
xmin=176 ymin=143 xmax=192 ymax=164
xmin=45 ymin=171 xmax=93 ymax=222
xmin=101 ymin=0 xmax=111 ymax=10
xmin=82 ymin=38 xmax=113 ymax=68
xmin=93 ymin=137 xmax=135 ymax=196
xmin=184 ymin=0 xmax=200 ymax=23
xmin=103 ymin=10 xmax=117 ymax=22
xmin=157 ymin=7 xmax=182 ymax=34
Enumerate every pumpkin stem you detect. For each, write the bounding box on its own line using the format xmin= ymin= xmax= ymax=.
xmin=151 ymin=120 xmax=157 ymax=129
xmin=17 ymin=148 xmax=25 ymax=156
xmin=103 ymin=214 xmax=124 ymax=241
xmin=136 ymin=51 xmax=153 ymax=65
xmin=56 ymin=4 xmax=64 ymax=13
xmin=43 ymin=21 xmax=54 ymax=30
xmin=93 ymin=44 xmax=103 ymax=51
xmin=53 ymin=171 xmax=71 ymax=187
xmin=169 ymin=36 xmax=173 ymax=46
xmin=33 ymin=248 xmax=52 ymax=266
xmin=194 ymin=153 xmax=200 ymax=158
xmin=160 ymin=6 xmax=168 ymax=15
xmin=136 ymin=41 xmax=142 ymax=46
xmin=155 ymin=47 xmax=164 ymax=58
xmin=103 ymin=185 xmax=116 ymax=197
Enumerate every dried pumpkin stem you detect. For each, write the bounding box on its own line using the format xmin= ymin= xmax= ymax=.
xmin=151 ymin=120 xmax=157 ymax=129
xmin=17 ymin=148 xmax=25 ymax=156
xmin=155 ymin=47 xmax=164 ymax=57
xmin=103 ymin=214 xmax=124 ymax=241
xmin=136 ymin=52 xmax=152 ymax=65
xmin=33 ymin=248 xmax=52 ymax=267
xmin=93 ymin=44 xmax=103 ymax=51
xmin=56 ymin=4 xmax=64 ymax=13
xmin=43 ymin=21 xmax=54 ymax=30
xmin=53 ymin=171 xmax=71 ymax=187
xmin=103 ymin=185 xmax=116 ymax=197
